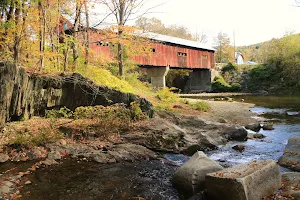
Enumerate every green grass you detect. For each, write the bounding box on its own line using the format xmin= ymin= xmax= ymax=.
xmin=188 ymin=101 xmax=211 ymax=112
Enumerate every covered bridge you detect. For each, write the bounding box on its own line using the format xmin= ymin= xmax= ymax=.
xmin=60 ymin=18 xmax=215 ymax=91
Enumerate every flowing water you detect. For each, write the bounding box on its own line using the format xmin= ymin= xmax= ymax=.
xmin=204 ymin=96 xmax=300 ymax=171
xmin=18 ymin=96 xmax=300 ymax=199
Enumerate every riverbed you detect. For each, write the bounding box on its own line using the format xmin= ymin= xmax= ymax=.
xmin=17 ymin=96 xmax=300 ymax=199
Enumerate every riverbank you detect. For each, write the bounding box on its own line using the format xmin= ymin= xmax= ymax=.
xmin=179 ymin=92 xmax=259 ymax=98
xmin=0 ymin=99 xmax=259 ymax=199
xmin=192 ymin=99 xmax=258 ymax=125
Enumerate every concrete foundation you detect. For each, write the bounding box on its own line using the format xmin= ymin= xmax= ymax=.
xmin=206 ymin=160 xmax=281 ymax=200
xmin=185 ymin=69 xmax=211 ymax=93
xmin=145 ymin=66 xmax=169 ymax=88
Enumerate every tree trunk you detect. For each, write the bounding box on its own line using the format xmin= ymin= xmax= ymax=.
xmin=118 ymin=42 xmax=123 ymax=76
xmin=84 ymin=1 xmax=90 ymax=65
xmin=38 ymin=1 xmax=45 ymax=70
xmin=13 ymin=0 xmax=21 ymax=65
xmin=56 ymin=0 xmax=60 ymax=69
xmin=117 ymin=0 xmax=125 ymax=77
xmin=72 ymin=0 xmax=81 ymax=71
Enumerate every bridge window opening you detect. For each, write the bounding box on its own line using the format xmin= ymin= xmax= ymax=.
xmin=152 ymin=48 xmax=156 ymax=53
xmin=178 ymin=52 xmax=187 ymax=57
xmin=177 ymin=52 xmax=187 ymax=67
xmin=96 ymin=41 xmax=110 ymax=46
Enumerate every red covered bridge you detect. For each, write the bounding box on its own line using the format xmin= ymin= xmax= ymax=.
xmin=90 ymin=31 xmax=215 ymax=91
xmin=60 ymin=18 xmax=215 ymax=91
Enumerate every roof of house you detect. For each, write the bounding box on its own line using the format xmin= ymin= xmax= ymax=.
xmin=138 ymin=31 xmax=215 ymax=51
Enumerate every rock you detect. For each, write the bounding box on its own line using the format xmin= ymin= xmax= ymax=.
xmin=278 ymin=136 xmax=300 ymax=171
xmin=225 ymin=126 xmax=248 ymax=141
xmin=172 ymin=151 xmax=223 ymax=195
xmin=25 ymin=181 xmax=32 ymax=185
xmin=206 ymin=160 xmax=281 ymax=200
xmin=57 ymin=139 xmax=67 ymax=146
xmin=253 ymin=133 xmax=266 ymax=139
xmin=0 ymin=153 xmax=9 ymax=163
xmin=262 ymin=123 xmax=274 ymax=130
xmin=0 ymin=185 xmax=10 ymax=194
xmin=42 ymin=158 xmax=59 ymax=166
xmin=183 ymin=143 xmax=217 ymax=156
xmin=186 ymin=193 xmax=205 ymax=200
xmin=26 ymin=147 xmax=47 ymax=160
xmin=3 ymin=181 xmax=14 ymax=188
xmin=48 ymin=151 xmax=62 ymax=160
xmin=108 ymin=143 xmax=157 ymax=162
xmin=173 ymin=104 xmax=184 ymax=109
xmin=232 ymin=145 xmax=246 ymax=152
xmin=245 ymin=123 xmax=261 ymax=132
xmin=93 ymin=153 xmax=110 ymax=164
xmin=0 ymin=181 xmax=14 ymax=195
xmin=218 ymin=117 xmax=227 ymax=123
xmin=0 ymin=62 xmax=154 ymax=126
xmin=280 ymin=172 xmax=300 ymax=199
xmin=286 ymin=111 xmax=300 ymax=116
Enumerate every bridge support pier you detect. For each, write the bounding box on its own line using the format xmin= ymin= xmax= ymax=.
xmin=185 ymin=69 xmax=211 ymax=92
xmin=145 ymin=66 xmax=170 ymax=88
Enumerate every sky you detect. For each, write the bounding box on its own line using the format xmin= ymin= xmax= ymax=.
xmin=127 ymin=0 xmax=300 ymax=47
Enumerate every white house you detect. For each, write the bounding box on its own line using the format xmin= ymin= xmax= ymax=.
xmin=235 ymin=52 xmax=244 ymax=65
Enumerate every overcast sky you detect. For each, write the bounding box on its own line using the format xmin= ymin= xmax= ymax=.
xmin=130 ymin=0 xmax=300 ymax=47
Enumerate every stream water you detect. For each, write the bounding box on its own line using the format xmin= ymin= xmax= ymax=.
xmin=18 ymin=96 xmax=300 ymax=199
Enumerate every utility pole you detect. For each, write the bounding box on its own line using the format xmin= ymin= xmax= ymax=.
xmin=233 ymin=30 xmax=236 ymax=63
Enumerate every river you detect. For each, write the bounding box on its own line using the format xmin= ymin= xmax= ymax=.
xmin=206 ymin=96 xmax=300 ymax=171
xmin=19 ymin=96 xmax=300 ymax=199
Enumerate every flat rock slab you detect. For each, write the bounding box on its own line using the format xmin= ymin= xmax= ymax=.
xmin=278 ymin=136 xmax=300 ymax=171
xmin=206 ymin=160 xmax=281 ymax=200
xmin=172 ymin=151 xmax=223 ymax=196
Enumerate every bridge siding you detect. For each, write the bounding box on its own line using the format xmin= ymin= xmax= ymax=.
xmin=87 ymin=30 xmax=215 ymax=70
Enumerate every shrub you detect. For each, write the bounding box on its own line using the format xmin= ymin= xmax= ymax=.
xmin=73 ymin=105 xmax=135 ymax=136
xmin=189 ymin=101 xmax=210 ymax=112
xmin=212 ymin=75 xmax=231 ymax=92
xmin=156 ymin=88 xmax=179 ymax=103
xmin=221 ymin=62 xmax=237 ymax=74
xmin=9 ymin=127 xmax=63 ymax=147
xmin=230 ymin=83 xmax=242 ymax=92
xmin=45 ymin=106 xmax=73 ymax=118
xmin=130 ymin=102 xmax=148 ymax=121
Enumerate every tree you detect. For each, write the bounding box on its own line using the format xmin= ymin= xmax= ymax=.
xmin=213 ymin=32 xmax=234 ymax=63
xmin=99 ymin=0 xmax=156 ymax=77
xmin=135 ymin=17 xmax=207 ymax=42
xmin=194 ymin=32 xmax=208 ymax=44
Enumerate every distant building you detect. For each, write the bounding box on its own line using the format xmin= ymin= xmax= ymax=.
xmin=245 ymin=61 xmax=257 ymax=65
xmin=235 ymin=52 xmax=244 ymax=65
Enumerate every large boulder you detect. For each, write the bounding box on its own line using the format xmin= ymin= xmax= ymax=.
xmin=225 ymin=126 xmax=248 ymax=141
xmin=278 ymin=136 xmax=300 ymax=171
xmin=172 ymin=151 xmax=223 ymax=196
xmin=0 ymin=62 xmax=153 ymax=126
xmin=206 ymin=160 xmax=281 ymax=200
xmin=245 ymin=123 xmax=261 ymax=132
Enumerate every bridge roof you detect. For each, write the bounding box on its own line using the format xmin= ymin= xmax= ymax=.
xmin=138 ymin=31 xmax=215 ymax=52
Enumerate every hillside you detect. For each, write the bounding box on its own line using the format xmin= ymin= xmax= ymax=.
xmin=237 ymin=33 xmax=300 ymax=63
